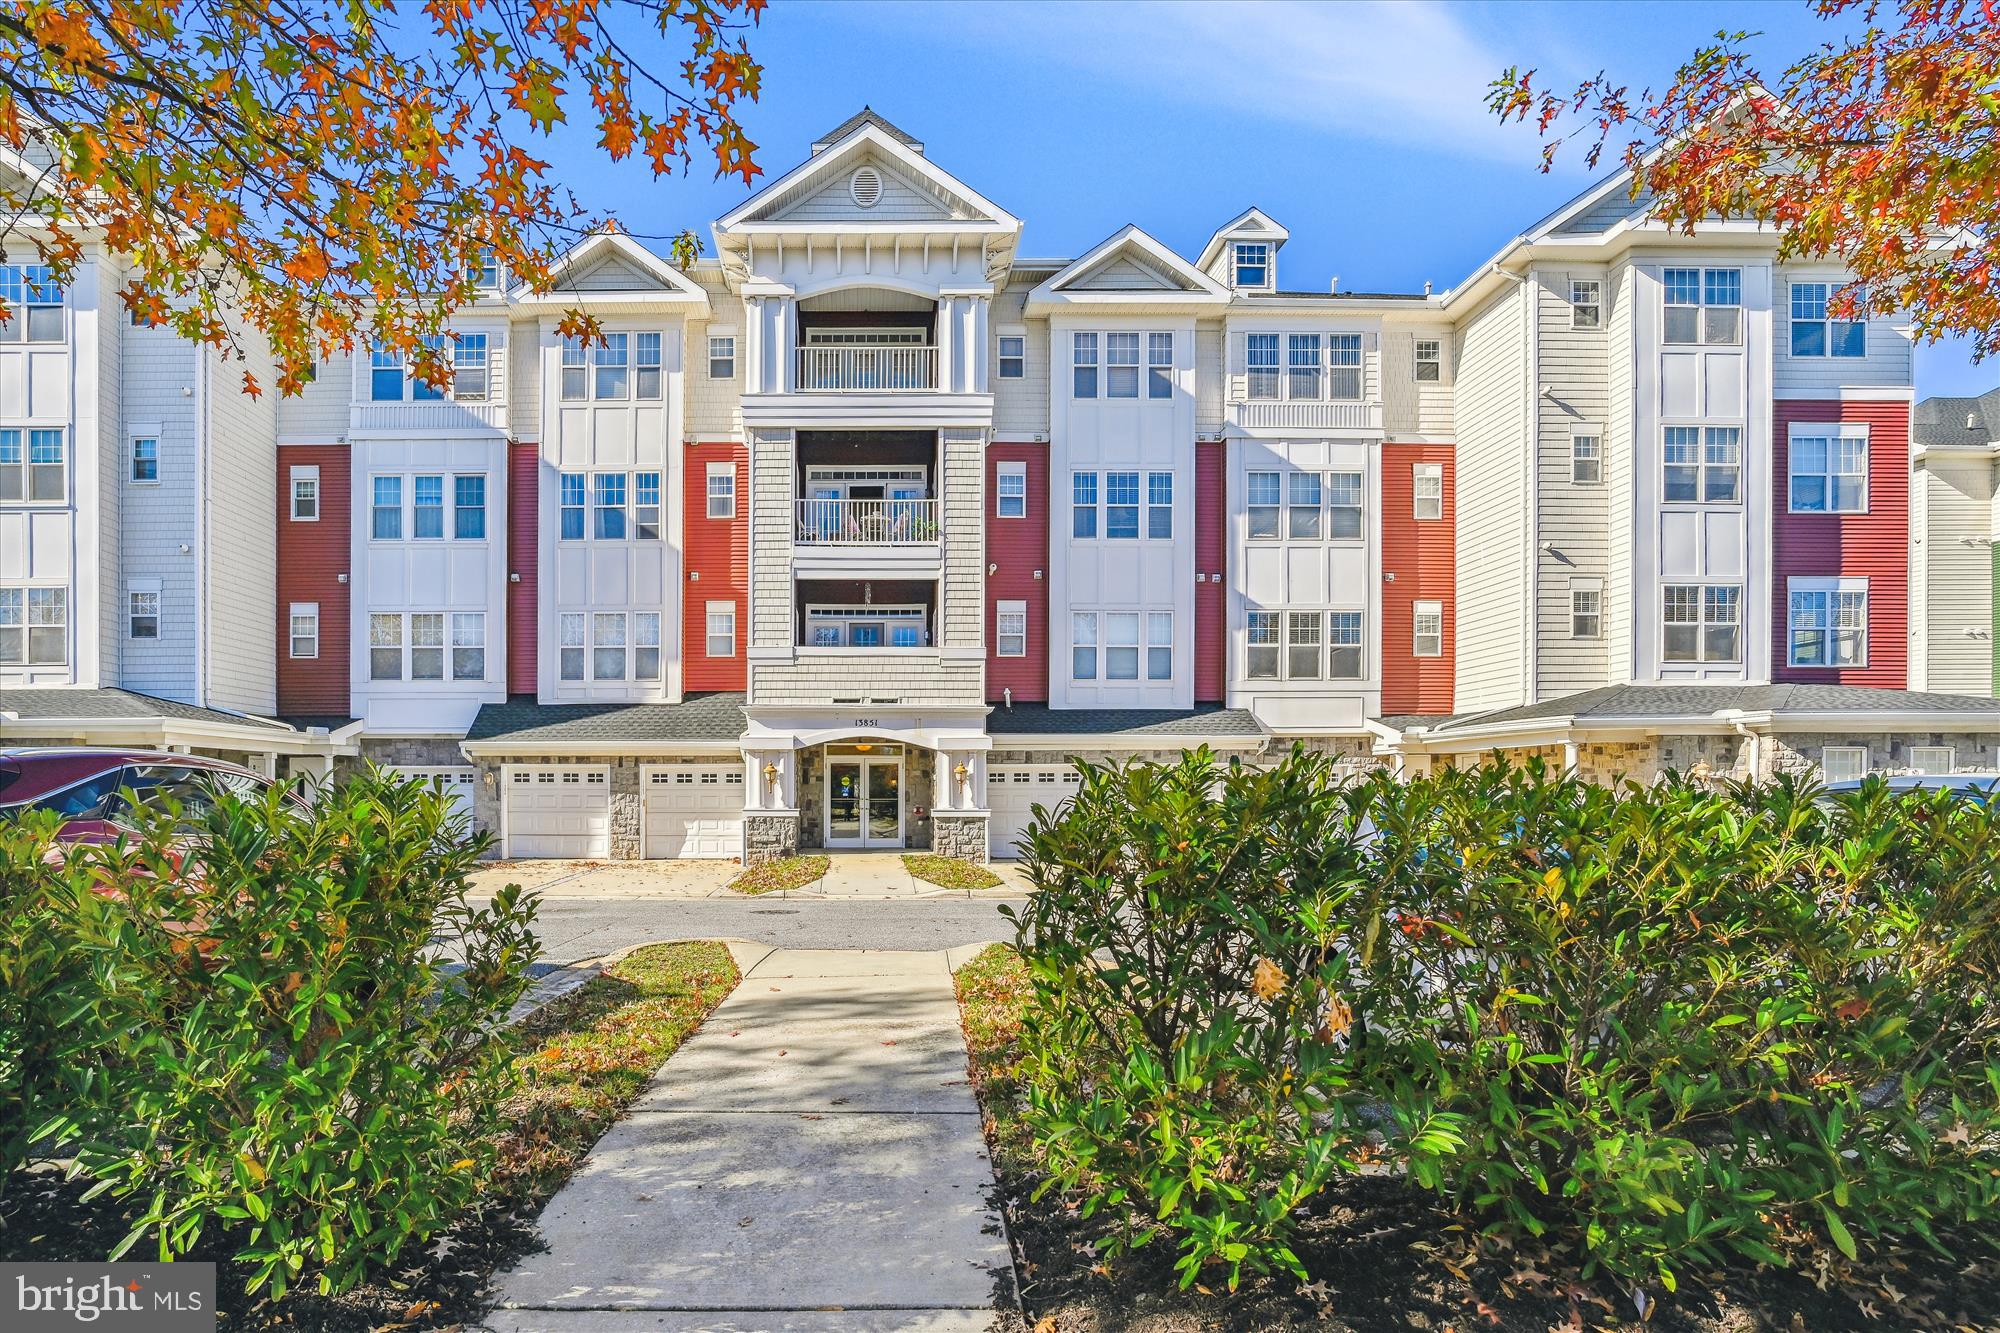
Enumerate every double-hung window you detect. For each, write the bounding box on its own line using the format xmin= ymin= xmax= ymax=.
xmin=635 ymin=333 xmax=663 ymax=399
xmin=592 ymin=472 xmax=627 ymax=539
xmin=130 ymin=436 xmax=159 ymax=483
xmin=634 ymin=612 xmax=661 ymax=680
xmin=1571 ymin=581 xmax=1602 ymax=638
xmin=997 ymin=601 xmax=1026 ymax=657
xmin=593 ymin=334 xmax=630 ymax=399
xmin=705 ymin=602 xmax=736 ymax=657
xmin=452 ymin=334 xmax=489 ymax=400
xmin=1327 ymin=471 xmax=1364 ymax=538
xmin=996 ymin=462 xmax=1026 ymax=518
xmin=1071 ymin=333 xmax=1098 ymax=398
xmin=290 ymin=469 xmax=320 ymax=520
xmin=706 ymin=463 xmax=736 ymax=518
xmin=1103 ymin=613 xmax=1140 ymax=680
xmin=1071 ymin=471 xmax=1098 ymax=538
xmin=1287 ymin=334 xmax=1322 ymax=400
xmin=289 ymin=603 xmax=319 ymax=659
xmin=413 ymin=475 xmax=445 ymax=539
xmin=1326 ymin=334 xmax=1363 ymax=399
xmin=560 ymin=337 xmax=589 ymax=400
xmin=1570 ymin=279 xmax=1601 ymax=329
xmin=128 ymin=590 xmax=160 ymax=639
xmin=1414 ymin=338 xmax=1442 ymax=381
xmin=1146 ymin=612 xmax=1173 ymax=679
xmin=0 ymin=265 xmax=64 ymax=341
xmin=1789 ymin=282 xmax=1866 ymax=358
xmin=0 ymin=428 xmax=66 ymax=502
xmin=1662 ymin=584 xmax=1740 ymax=663
xmin=634 ymin=472 xmax=662 ymax=540
xmin=451 ymin=612 xmax=486 ymax=679
xmin=1147 ymin=333 xmax=1173 ymax=398
xmin=1412 ymin=602 xmax=1443 ymax=657
xmin=1789 ymin=581 xmax=1867 ymax=667
xmin=1247 ymin=611 xmax=1280 ymax=678
xmin=998 ymin=335 xmax=1025 ymax=379
xmin=1663 ymin=427 xmax=1740 ymax=502
xmin=1413 ymin=464 xmax=1443 ymax=519
xmin=1286 ymin=612 xmax=1322 ymax=679
xmin=1328 ymin=611 xmax=1363 ymax=678
xmin=1570 ymin=431 xmax=1602 ymax=485
xmin=369 ymin=613 xmax=404 ymax=680
xmin=1246 ymin=471 xmax=1280 ymax=538
xmin=410 ymin=613 xmax=445 ymax=679
xmin=371 ymin=476 xmax=403 ymax=539
xmin=1663 ymin=267 xmax=1741 ymax=345
xmin=559 ymin=472 xmax=586 ymax=539
xmin=592 ymin=612 xmax=627 ymax=679
xmin=1233 ymin=242 xmax=1269 ymax=288
xmin=454 ymin=475 xmax=486 ymax=539
xmin=0 ymin=586 xmax=68 ymax=664
xmin=1246 ymin=334 xmax=1280 ymax=400
xmin=1105 ymin=333 xmax=1140 ymax=398
xmin=1070 ymin=612 xmax=1097 ymax=679
xmin=1789 ymin=432 xmax=1867 ymax=512
xmin=1104 ymin=471 xmax=1140 ymax=538
xmin=708 ymin=335 xmax=736 ymax=379
xmin=1288 ymin=472 xmax=1322 ymax=539
xmin=560 ymin=613 xmax=586 ymax=680
xmin=1147 ymin=471 xmax=1173 ymax=538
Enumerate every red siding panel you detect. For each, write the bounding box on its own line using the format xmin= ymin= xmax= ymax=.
xmin=1772 ymin=400 xmax=1909 ymax=688
xmin=683 ymin=441 xmax=748 ymax=692
xmin=507 ymin=443 xmax=539 ymax=695
xmin=1380 ymin=442 xmax=1456 ymax=715
xmin=1195 ymin=442 xmax=1226 ymax=703
xmin=275 ymin=444 xmax=350 ymax=715
xmin=987 ymin=442 xmax=1049 ymax=703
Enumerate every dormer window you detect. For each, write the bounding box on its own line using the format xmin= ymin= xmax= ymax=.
xmin=1233 ymin=243 xmax=1270 ymax=289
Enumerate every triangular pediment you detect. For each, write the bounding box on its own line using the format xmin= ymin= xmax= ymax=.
xmin=717 ymin=121 xmax=1018 ymax=236
xmin=1030 ymin=226 xmax=1230 ymax=308
xmin=515 ymin=231 xmax=709 ymax=306
xmin=1197 ymin=207 xmax=1290 ymax=270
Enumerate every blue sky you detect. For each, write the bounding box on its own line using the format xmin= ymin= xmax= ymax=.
xmin=548 ymin=0 xmax=1994 ymax=399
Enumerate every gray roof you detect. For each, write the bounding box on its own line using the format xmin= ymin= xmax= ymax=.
xmin=465 ymin=693 xmax=747 ymax=745
xmin=986 ymin=703 xmax=1262 ymax=738
xmin=1415 ymin=684 xmax=2000 ymax=736
xmin=811 ymin=107 xmax=923 ymax=155
xmin=0 ymin=687 xmax=292 ymax=731
xmin=1259 ymin=290 xmax=1430 ymax=302
xmin=1915 ymin=388 xmax=2000 ymax=450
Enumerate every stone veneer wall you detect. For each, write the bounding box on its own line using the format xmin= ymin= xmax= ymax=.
xmin=798 ymin=746 xmax=935 ymax=850
xmin=744 ymin=813 xmax=798 ymax=863
xmin=1762 ymin=732 xmax=2000 ymax=779
xmin=931 ymin=813 xmax=988 ymax=861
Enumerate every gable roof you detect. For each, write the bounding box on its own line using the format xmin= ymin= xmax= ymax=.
xmin=716 ymin=116 xmax=1018 ymax=237
xmin=512 ymin=230 xmax=710 ymax=308
xmin=1028 ymin=224 xmax=1229 ymax=310
xmin=1915 ymin=388 xmax=2000 ymax=450
xmin=811 ymin=107 xmax=923 ymax=156
xmin=1196 ymin=207 xmax=1290 ymax=271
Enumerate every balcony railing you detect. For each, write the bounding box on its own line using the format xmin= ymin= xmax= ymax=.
xmin=796 ymin=498 xmax=938 ymax=544
xmin=796 ymin=344 xmax=938 ymax=392
xmin=1233 ymin=399 xmax=1384 ymax=433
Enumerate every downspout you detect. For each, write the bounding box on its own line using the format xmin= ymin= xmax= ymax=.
xmin=1729 ymin=718 xmax=1764 ymax=781
xmin=194 ymin=348 xmax=210 ymax=707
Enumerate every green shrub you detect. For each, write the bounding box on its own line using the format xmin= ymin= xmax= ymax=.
xmin=1008 ymin=751 xmax=2000 ymax=1292
xmin=1004 ymin=749 xmax=1406 ymax=1289
xmin=3 ymin=768 xmax=538 ymax=1298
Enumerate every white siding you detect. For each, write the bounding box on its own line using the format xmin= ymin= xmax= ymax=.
xmin=1772 ymin=268 xmax=1912 ymax=395
xmin=275 ymin=351 xmax=353 ymax=443
xmin=1450 ymin=281 xmax=1530 ymax=711
xmin=116 ymin=320 xmax=201 ymax=699
xmin=204 ymin=342 xmax=279 ymax=713
xmin=1381 ymin=328 xmax=1455 ymax=439
xmin=1914 ymin=458 xmax=1994 ymax=694
xmin=1603 ymin=259 xmax=1638 ymax=684
xmin=1533 ymin=268 xmax=1610 ymax=697
xmin=991 ymin=276 xmax=1048 ymax=439
xmin=685 ymin=266 xmax=744 ymax=442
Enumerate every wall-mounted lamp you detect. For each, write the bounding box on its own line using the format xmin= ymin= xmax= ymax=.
xmin=1033 ymin=569 xmax=1043 ymax=580
xmin=988 ymin=562 xmax=998 ymax=575
xmin=954 ymin=761 xmax=969 ymax=794
xmin=762 ymin=760 xmax=779 ymax=793
xmin=509 ymin=572 xmax=521 ymax=583
xmin=689 ymin=570 xmax=701 ymax=581
xmin=336 ymin=572 xmax=350 ymax=584
xmin=1383 ymin=571 xmax=1397 ymax=583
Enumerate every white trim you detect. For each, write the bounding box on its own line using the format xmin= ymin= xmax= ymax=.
xmin=1772 ymin=385 xmax=1914 ymax=402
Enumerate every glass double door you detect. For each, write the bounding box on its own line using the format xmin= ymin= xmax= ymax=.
xmin=826 ymin=758 xmax=902 ymax=847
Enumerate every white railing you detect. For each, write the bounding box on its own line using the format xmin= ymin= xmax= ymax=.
xmin=349 ymin=400 xmax=509 ymax=435
xmin=1233 ymin=400 xmax=1384 ymax=433
xmin=796 ymin=344 xmax=938 ymax=392
xmin=795 ymin=498 xmax=939 ymax=544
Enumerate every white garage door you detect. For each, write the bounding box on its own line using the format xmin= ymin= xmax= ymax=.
xmin=987 ymin=766 xmax=1083 ymax=860
xmin=644 ymin=765 xmax=745 ymax=859
xmin=506 ymin=767 xmax=611 ymax=859
xmin=389 ymin=766 xmax=477 ymax=831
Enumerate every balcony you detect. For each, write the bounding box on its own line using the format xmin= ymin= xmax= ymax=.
xmin=796 ymin=497 xmax=938 ymax=545
xmin=796 ymin=578 xmax=938 ymax=652
xmin=1232 ymin=398 xmax=1384 ymax=435
xmin=796 ymin=343 xmax=938 ymax=393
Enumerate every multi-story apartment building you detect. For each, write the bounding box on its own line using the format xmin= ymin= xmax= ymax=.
xmin=9 ymin=109 xmax=2000 ymax=859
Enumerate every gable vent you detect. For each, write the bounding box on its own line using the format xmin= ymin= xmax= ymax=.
xmin=850 ymin=166 xmax=883 ymax=209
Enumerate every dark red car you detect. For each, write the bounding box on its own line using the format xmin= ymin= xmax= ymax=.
xmin=0 ymin=747 xmax=279 ymax=845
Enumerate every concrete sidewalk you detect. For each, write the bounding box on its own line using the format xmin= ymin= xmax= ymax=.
xmin=480 ymin=945 xmax=1012 ymax=1332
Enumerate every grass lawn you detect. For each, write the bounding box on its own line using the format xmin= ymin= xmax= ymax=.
xmin=727 ymin=853 xmax=829 ymax=894
xmin=0 ymin=941 xmax=740 ymax=1332
xmin=952 ymin=943 xmax=1991 ymax=1333
xmin=903 ymin=852 xmax=1003 ymax=890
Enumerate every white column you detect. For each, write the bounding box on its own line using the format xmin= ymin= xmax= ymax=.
xmin=772 ymin=297 xmax=796 ymax=394
xmin=969 ymin=297 xmax=990 ymax=393
xmin=743 ymin=297 xmax=765 ymax=394
xmin=935 ymin=296 xmax=957 ymax=393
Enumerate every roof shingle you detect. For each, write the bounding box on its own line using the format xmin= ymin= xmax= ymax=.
xmin=465 ymin=693 xmax=747 ymax=745
xmin=1 ymin=687 xmax=291 ymax=730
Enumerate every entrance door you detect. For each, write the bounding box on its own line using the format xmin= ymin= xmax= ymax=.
xmin=826 ymin=757 xmax=903 ymax=848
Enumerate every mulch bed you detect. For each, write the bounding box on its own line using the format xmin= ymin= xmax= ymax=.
xmin=0 ymin=940 xmax=740 ymax=1331
xmin=954 ymin=946 xmax=2000 ymax=1333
